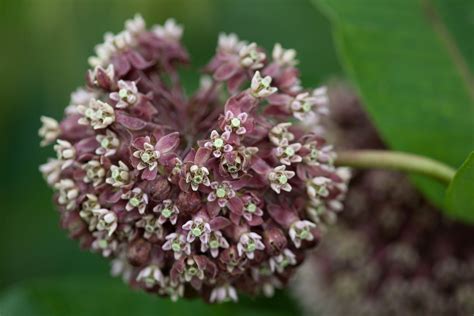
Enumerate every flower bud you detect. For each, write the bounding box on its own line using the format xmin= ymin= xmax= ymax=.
xmin=149 ymin=176 xmax=171 ymax=201
xmin=176 ymin=191 xmax=201 ymax=215
xmin=263 ymin=225 xmax=288 ymax=256
xmin=127 ymin=238 xmax=152 ymax=266
xmin=61 ymin=211 xmax=87 ymax=239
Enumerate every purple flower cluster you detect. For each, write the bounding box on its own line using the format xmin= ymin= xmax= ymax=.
xmin=39 ymin=15 xmax=349 ymax=303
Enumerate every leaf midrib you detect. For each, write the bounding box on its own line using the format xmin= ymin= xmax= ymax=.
xmin=422 ymin=0 xmax=474 ymax=102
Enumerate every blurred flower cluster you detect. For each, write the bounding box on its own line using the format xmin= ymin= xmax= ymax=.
xmin=293 ymin=84 xmax=474 ymax=316
xmin=39 ymin=15 xmax=349 ymax=302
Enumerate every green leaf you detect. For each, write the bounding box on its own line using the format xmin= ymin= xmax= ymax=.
xmin=446 ymin=152 xmax=474 ymax=223
xmin=313 ymin=0 xmax=474 ymax=206
xmin=0 ymin=277 xmax=298 ymax=316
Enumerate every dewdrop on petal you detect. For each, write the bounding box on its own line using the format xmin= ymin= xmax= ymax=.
xmin=39 ymin=15 xmax=349 ymax=303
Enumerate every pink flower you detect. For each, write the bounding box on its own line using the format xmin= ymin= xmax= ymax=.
xmin=182 ymin=217 xmax=211 ymax=244
xmin=162 ymin=233 xmax=191 ymax=260
xmin=237 ymin=232 xmax=265 ymax=259
xmin=153 ymin=199 xmax=179 ymax=225
xmin=39 ymin=15 xmax=349 ymax=303
xmin=109 ymin=80 xmax=139 ymax=109
xmin=200 ymin=230 xmax=229 ymax=258
xmin=204 ymin=130 xmax=233 ymax=158
xmin=230 ymin=193 xmax=264 ymax=226
xmin=131 ymin=132 xmax=179 ymax=181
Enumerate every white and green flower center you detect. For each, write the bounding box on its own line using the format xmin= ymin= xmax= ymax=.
xmin=209 ymin=239 xmax=219 ymax=249
xmin=280 ymin=258 xmax=290 ymax=268
xmin=98 ymin=239 xmax=108 ymax=249
xmin=246 ymin=203 xmax=257 ymax=213
xmin=101 ymin=138 xmax=110 ymax=148
xmin=318 ymin=186 xmax=329 ymax=196
xmin=171 ymin=241 xmax=181 ymax=252
xmin=227 ymin=165 xmax=239 ymax=173
xmin=187 ymin=266 xmax=198 ymax=276
xmin=298 ymin=228 xmax=310 ymax=239
xmin=130 ymin=197 xmax=140 ymax=207
xmin=192 ymin=226 xmax=203 ymax=237
xmin=193 ymin=174 xmax=203 ymax=184
xmin=162 ymin=208 xmax=172 ymax=218
xmin=112 ymin=170 xmax=127 ymax=182
xmin=119 ymin=88 xmax=128 ymax=99
xmin=216 ymin=187 xmax=227 ymax=198
xmin=141 ymin=152 xmax=150 ymax=162
xmin=85 ymin=108 xmax=95 ymax=118
xmin=119 ymin=171 xmax=128 ymax=180
xmin=112 ymin=169 xmax=120 ymax=178
xmin=302 ymin=102 xmax=312 ymax=112
xmin=145 ymin=224 xmax=155 ymax=232
xmin=213 ymin=138 xmax=224 ymax=148
xmin=230 ymin=118 xmax=241 ymax=128
xmin=278 ymin=175 xmax=288 ymax=184
xmin=284 ymin=147 xmax=295 ymax=157
xmin=246 ymin=241 xmax=256 ymax=252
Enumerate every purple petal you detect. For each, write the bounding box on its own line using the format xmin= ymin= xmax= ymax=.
xmin=210 ymin=216 xmax=231 ymax=230
xmin=183 ymin=149 xmax=196 ymax=163
xmin=207 ymin=202 xmax=221 ymax=218
xmin=156 ymin=132 xmax=180 ymax=153
xmin=142 ymin=168 xmax=157 ymax=181
xmin=229 ymin=213 xmax=241 ymax=225
xmin=112 ymin=54 xmax=131 ymax=77
xmin=251 ymin=157 xmax=271 ymax=175
xmin=267 ymin=93 xmax=292 ymax=106
xmin=127 ymin=51 xmax=153 ymax=69
xmin=132 ymin=136 xmax=148 ymax=150
xmin=116 ymin=111 xmax=147 ymax=130
xmin=75 ymin=136 xmax=99 ymax=155
xmin=195 ymin=147 xmax=211 ymax=165
xmin=227 ymin=197 xmax=243 ymax=215
xmin=60 ymin=114 xmax=92 ymax=141
xmin=182 ymin=221 xmax=193 ymax=230
xmin=264 ymin=104 xmax=291 ymax=117
xmin=194 ymin=255 xmax=208 ymax=269
xmin=227 ymin=73 xmax=246 ymax=93
xmin=170 ymin=259 xmax=185 ymax=282
xmin=267 ymin=204 xmax=298 ymax=228
xmin=100 ymin=189 xmax=123 ymax=204
xmin=95 ymin=68 xmax=113 ymax=90
xmin=248 ymin=216 xmax=264 ymax=226
xmin=214 ymin=63 xmax=239 ymax=81
xmin=158 ymin=152 xmax=177 ymax=167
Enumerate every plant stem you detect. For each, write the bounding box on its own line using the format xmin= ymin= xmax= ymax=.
xmin=335 ymin=150 xmax=456 ymax=184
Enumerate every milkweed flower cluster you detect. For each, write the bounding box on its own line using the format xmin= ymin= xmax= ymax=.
xmin=293 ymin=84 xmax=474 ymax=316
xmin=39 ymin=15 xmax=349 ymax=303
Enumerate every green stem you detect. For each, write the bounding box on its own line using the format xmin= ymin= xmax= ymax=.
xmin=335 ymin=150 xmax=456 ymax=184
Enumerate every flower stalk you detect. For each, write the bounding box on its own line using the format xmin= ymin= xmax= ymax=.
xmin=335 ymin=150 xmax=456 ymax=184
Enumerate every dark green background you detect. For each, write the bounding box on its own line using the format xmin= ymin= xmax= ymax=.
xmin=0 ymin=0 xmax=340 ymax=314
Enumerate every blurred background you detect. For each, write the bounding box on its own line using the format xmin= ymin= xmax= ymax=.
xmin=1 ymin=0 xmax=473 ymax=315
xmin=0 ymin=0 xmax=340 ymax=315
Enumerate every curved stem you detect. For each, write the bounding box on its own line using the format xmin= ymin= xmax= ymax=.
xmin=335 ymin=150 xmax=456 ymax=184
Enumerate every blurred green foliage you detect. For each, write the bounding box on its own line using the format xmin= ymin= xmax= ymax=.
xmin=314 ymin=0 xmax=474 ymax=208
xmin=446 ymin=151 xmax=474 ymax=223
xmin=0 ymin=277 xmax=300 ymax=316
xmin=0 ymin=0 xmax=340 ymax=314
